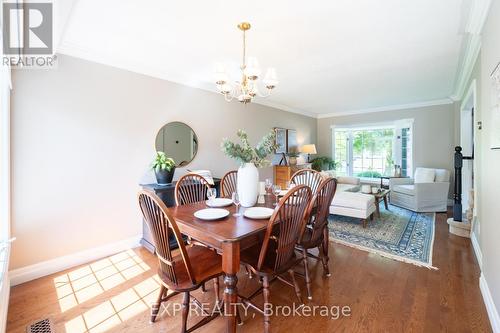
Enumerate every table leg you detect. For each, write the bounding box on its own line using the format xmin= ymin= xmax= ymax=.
xmin=383 ymin=195 xmax=389 ymax=210
xmin=375 ymin=198 xmax=381 ymax=217
xmin=222 ymin=241 xmax=240 ymax=333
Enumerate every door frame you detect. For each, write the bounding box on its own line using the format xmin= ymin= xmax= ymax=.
xmin=460 ymin=79 xmax=477 ymax=230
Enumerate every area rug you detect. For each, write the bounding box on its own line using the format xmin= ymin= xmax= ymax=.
xmin=328 ymin=205 xmax=437 ymax=269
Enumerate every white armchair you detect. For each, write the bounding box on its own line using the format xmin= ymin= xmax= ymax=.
xmin=389 ymin=168 xmax=450 ymax=212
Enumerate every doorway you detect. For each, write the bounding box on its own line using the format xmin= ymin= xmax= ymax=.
xmin=460 ymin=80 xmax=476 ymax=216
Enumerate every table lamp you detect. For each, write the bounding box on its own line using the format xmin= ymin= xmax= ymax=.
xmin=301 ymin=144 xmax=317 ymax=163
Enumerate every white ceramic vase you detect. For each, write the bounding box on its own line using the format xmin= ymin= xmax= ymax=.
xmin=237 ymin=163 xmax=259 ymax=207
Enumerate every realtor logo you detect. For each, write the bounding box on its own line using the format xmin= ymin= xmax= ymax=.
xmin=2 ymin=1 xmax=56 ymax=68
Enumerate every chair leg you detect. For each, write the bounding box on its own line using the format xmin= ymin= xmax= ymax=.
xmin=262 ymin=276 xmax=271 ymax=333
xmin=236 ymin=305 xmax=243 ymax=326
xmin=302 ymin=248 xmax=312 ymax=300
xmin=151 ymin=285 xmax=166 ymax=323
xmin=213 ymin=277 xmax=219 ymax=303
xmin=289 ymin=269 xmax=303 ymax=304
xmin=181 ymin=292 xmax=190 ymax=333
xmin=319 ymin=243 xmax=331 ymax=277
xmin=322 ymin=227 xmax=331 ymax=277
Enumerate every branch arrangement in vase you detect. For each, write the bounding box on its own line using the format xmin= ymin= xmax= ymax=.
xmin=221 ymin=129 xmax=278 ymax=168
xmin=221 ymin=129 xmax=278 ymax=207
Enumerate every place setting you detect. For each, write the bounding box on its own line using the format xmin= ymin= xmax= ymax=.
xmin=193 ymin=188 xmax=274 ymax=221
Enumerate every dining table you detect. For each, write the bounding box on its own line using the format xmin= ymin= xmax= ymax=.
xmin=169 ymin=196 xmax=278 ymax=333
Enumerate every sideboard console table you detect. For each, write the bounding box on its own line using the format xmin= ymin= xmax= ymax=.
xmin=139 ymin=178 xmax=221 ymax=253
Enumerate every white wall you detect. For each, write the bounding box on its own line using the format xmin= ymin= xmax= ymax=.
xmin=477 ymin=0 xmax=500 ymax=320
xmin=9 ymin=54 xmax=317 ymax=270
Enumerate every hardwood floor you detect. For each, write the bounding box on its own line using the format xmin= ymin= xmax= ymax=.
xmin=7 ymin=212 xmax=492 ymax=332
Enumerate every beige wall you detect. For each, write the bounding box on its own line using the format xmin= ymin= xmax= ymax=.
xmin=316 ymin=104 xmax=456 ymax=176
xmin=10 ymin=55 xmax=316 ymax=269
xmin=476 ymin=0 xmax=500 ymax=314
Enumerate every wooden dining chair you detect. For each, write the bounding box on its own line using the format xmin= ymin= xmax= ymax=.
xmin=175 ymin=173 xmax=211 ymax=205
xmin=138 ymin=190 xmax=223 ymax=332
xmin=238 ymin=185 xmax=312 ymax=333
xmin=290 ymin=168 xmax=323 ymax=194
xmin=220 ymin=170 xmax=238 ymax=198
xmin=296 ymin=177 xmax=337 ymax=300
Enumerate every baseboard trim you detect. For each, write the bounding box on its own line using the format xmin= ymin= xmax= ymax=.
xmin=480 ymin=273 xmax=500 ymax=333
xmin=471 ymin=231 xmax=483 ymax=269
xmin=9 ymin=235 xmax=142 ymax=286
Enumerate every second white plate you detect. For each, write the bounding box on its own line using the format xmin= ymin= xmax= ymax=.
xmin=206 ymin=198 xmax=233 ymax=208
xmin=194 ymin=208 xmax=229 ymax=221
xmin=244 ymin=207 xmax=275 ymax=220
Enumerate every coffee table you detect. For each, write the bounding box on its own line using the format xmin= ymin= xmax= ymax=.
xmin=372 ymin=189 xmax=390 ymax=217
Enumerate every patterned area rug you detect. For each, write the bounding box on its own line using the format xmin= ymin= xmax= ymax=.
xmin=328 ymin=204 xmax=437 ymax=269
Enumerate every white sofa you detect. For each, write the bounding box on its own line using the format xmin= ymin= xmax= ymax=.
xmin=389 ymin=167 xmax=450 ymax=212
xmin=321 ymin=172 xmax=376 ymax=227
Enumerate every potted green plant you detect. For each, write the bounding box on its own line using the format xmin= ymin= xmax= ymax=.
xmin=221 ymin=129 xmax=278 ymax=207
xmin=287 ymin=151 xmax=300 ymax=166
xmin=311 ymin=156 xmax=337 ymax=171
xmin=151 ymin=151 xmax=176 ymax=185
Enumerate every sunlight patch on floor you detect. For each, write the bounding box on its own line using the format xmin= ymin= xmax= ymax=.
xmin=63 ymin=275 xmax=162 ymax=333
xmin=53 ymin=249 xmax=151 ymax=312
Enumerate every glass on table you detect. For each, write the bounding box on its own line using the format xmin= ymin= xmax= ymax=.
xmin=265 ymin=178 xmax=273 ymax=195
xmin=232 ymin=192 xmax=241 ymax=216
xmin=272 ymin=185 xmax=281 ymax=206
xmin=206 ymin=188 xmax=217 ymax=202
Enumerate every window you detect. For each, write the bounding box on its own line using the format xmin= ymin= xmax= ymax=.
xmin=332 ymin=121 xmax=413 ymax=179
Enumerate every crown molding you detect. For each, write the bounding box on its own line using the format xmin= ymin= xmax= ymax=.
xmin=316 ymin=98 xmax=454 ymax=119
xmin=451 ymin=0 xmax=492 ymax=101
xmin=451 ymin=34 xmax=482 ymax=101
xmin=57 ymin=41 xmax=316 ymax=119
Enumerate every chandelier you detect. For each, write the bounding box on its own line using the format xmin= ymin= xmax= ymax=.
xmin=214 ymin=22 xmax=278 ymax=104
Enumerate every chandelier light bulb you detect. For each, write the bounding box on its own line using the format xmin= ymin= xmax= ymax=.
xmin=214 ymin=63 xmax=229 ymax=85
xmin=263 ymin=67 xmax=279 ymax=89
xmin=244 ymin=57 xmax=261 ymax=80
xmin=219 ymin=83 xmax=232 ymax=94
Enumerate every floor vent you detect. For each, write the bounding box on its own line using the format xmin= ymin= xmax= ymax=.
xmin=26 ymin=318 xmax=54 ymax=333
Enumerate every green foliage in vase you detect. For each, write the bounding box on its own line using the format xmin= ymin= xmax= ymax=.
xmin=221 ymin=130 xmax=278 ymax=168
xmin=151 ymin=151 xmax=175 ymax=172
xmin=311 ymin=156 xmax=338 ymax=171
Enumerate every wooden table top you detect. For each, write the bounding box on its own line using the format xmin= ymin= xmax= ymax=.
xmin=169 ymin=198 xmax=276 ymax=243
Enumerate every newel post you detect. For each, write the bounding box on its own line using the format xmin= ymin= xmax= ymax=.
xmin=453 ymin=146 xmax=463 ymax=222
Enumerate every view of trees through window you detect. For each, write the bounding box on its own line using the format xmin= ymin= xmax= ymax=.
xmin=352 ymin=129 xmax=393 ymax=178
xmin=334 ymin=128 xmax=396 ymax=178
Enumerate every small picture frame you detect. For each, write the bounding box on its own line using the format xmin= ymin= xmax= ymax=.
xmin=286 ymin=129 xmax=297 ymax=153
xmin=274 ymin=128 xmax=287 ymax=154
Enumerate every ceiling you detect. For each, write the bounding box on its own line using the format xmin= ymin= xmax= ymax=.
xmin=57 ymin=0 xmax=475 ymax=117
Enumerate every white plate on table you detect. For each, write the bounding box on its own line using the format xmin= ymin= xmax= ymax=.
xmin=194 ymin=208 xmax=229 ymax=221
xmin=206 ymin=198 xmax=233 ymax=208
xmin=244 ymin=207 xmax=275 ymax=220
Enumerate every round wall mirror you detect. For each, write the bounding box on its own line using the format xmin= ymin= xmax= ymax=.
xmin=155 ymin=122 xmax=198 ymax=167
